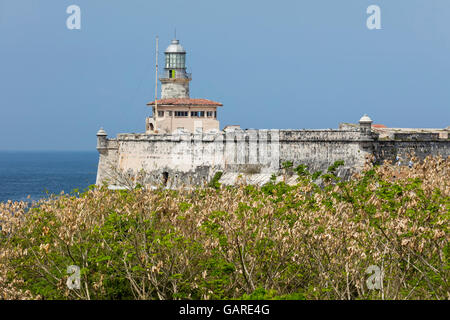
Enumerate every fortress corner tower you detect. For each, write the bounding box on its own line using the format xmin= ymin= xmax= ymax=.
xmin=146 ymin=38 xmax=222 ymax=134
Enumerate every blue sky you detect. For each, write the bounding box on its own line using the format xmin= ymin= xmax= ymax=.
xmin=0 ymin=0 xmax=449 ymax=151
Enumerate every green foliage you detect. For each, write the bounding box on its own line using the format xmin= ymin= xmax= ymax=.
xmin=270 ymin=174 xmax=277 ymax=182
xmin=209 ymin=171 xmax=223 ymax=190
xmin=327 ymin=160 xmax=345 ymax=173
xmin=294 ymin=164 xmax=310 ymax=177
xmin=282 ymin=161 xmax=293 ymax=169
xmin=311 ymin=171 xmax=322 ymax=181
xmin=240 ymin=288 xmax=306 ymax=300
xmin=1 ymin=156 xmax=448 ymax=300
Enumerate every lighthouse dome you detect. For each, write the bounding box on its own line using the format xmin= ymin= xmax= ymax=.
xmin=359 ymin=114 xmax=373 ymax=124
xmin=165 ymin=39 xmax=186 ymax=53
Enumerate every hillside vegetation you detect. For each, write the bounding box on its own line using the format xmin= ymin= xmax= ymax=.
xmin=0 ymin=156 xmax=448 ymax=300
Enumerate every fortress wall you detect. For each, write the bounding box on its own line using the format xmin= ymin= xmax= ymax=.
xmin=95 ymin=140 xmax=119 ymax=185
xmin=278 ymin=130 xmax=369 ymax=177
xmin=279 ymin=141 xmax=367 ymax=175
xmin=279 ymin=129 xmax=363 ymax=141
xmin=96 ymin=129 xmax=373 ymax=187
xmin=374 ymin=140 xmax=450 ymax=164
xmin=115 ymin=135 xmax=219 ymax=186
xmin=96 ymin=129 xmax=450 ymax=187
xmin=103 ymin=131 xmax=279 ymax=186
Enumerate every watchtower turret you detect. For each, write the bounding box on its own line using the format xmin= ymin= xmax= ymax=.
xmin=96 ymin=127 xmax=108 ymax=152
xmin=359 ymin=114 xmax=373 ymax=135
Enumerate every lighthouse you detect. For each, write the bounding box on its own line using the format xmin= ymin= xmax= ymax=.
xmin=146 ymin=38 xmax=222 ymax=134
xmin=160 ymin=39 xmax=191 ymax=99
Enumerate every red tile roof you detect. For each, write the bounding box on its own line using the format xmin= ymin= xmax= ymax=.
xmin=372 ymin=124 xmax=387 ymax=128
xmin=147 ymin=98 xmax=223 ymax=107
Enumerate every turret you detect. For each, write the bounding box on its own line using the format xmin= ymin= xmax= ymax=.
xmin=96 ymin=127 xmax=108 ymax=151
xmin=359 ymin=114 xmax=373 ymax=135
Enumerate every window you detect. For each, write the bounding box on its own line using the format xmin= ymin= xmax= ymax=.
xmin=207 ymin=111 xmax=213 ymax=117
xmin=169 ymin=111 xmax=172 ymax=117
xmin=214 ymin=111 xmax=217 ymax=118
xmin=191 ymin=111 xmax=205 ymax=117
xmin=166 ymin=53 xmax=186 ymax=69
xmin=169 ymin=70 xmax=175 ymax=79
xmin=158 ymin=111 xmax=164 ymax=117
xmin=175 ymin=111 xmax=188 ymax=117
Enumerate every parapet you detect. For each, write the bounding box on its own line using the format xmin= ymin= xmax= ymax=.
xmin=111 ymin=128 xmax=373 ymax=144
xmin=393 ymin=132 xmax=440 ymax=141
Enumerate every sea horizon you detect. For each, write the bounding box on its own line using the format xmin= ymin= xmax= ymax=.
xmin=0 ymin=149 xmax=95 ymax=152
xmin=0 ymin=150 xmax=99 ymax=203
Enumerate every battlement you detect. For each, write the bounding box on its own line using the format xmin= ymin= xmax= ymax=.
xmin=393 ymin=132 xmax=440 ymax=141
xmin=113 ymin=128 xmax=367 ymax=143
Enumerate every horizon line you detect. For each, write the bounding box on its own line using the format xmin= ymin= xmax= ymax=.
xmin=0 ymin=149 xmax=97 ymax=152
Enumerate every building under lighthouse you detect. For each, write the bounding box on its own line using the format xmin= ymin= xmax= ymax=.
xmin=146 ymin=38 xmax=222 ymax=134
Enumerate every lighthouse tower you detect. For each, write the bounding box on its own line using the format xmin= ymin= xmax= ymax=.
xmin=160 ymin=39 xmax=191 ymax=99
xmin=147 ymin=38 xmax=222 ymax=134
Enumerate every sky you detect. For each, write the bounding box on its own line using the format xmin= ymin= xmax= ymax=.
xmin=0 ymin=0 xmax=449 ymax=151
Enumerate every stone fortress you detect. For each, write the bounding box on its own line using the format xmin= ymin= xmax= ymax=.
xmin=96 ymin=38 xmax=450 ymax=188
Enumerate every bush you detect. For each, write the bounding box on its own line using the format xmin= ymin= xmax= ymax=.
xmin=0 ymin=156 xmax=448 ymax=300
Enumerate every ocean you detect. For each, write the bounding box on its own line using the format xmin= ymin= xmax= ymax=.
xmin=0 ymin=151 xmax=98 ymax=203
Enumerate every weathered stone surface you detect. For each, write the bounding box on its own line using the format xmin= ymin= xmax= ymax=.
xmin=96 ymin=128 xmax=450 ymax=188
xmin=161 ymin=80 xmax=190 ymax=99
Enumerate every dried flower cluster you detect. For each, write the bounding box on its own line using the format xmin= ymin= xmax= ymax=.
xmin=0 ymin=156 xmax=448 ymax=300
